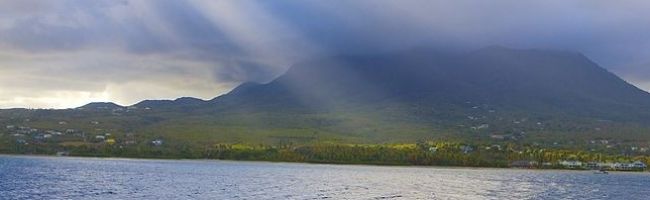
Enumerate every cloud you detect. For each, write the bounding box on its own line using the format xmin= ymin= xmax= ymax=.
xmin=0 ymin=0 xmax=649 ymax=108
xmin=0 ymin=0 xmax=318 ymax=108
xmin=610 ymin=62 xmax=650 ymax=92
xmin=0 ymin=50 xmax=239 ymax=108
xmin=266 ymin=0 xmax=650 ymax=66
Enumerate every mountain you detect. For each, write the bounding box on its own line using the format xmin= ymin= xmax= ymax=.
xmin=78 ymin=102 xmax=124 ymax=110
xmin=4 ymin=46 xmax=650 ymax=145
xmin=132 ymin=97 xmax=205 ymax=109
xmin=209 ymin=46 xmax=650 ymax=121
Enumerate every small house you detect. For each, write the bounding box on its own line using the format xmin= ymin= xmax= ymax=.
xmin=105 ymin=139 xmax=116 ymax=145
xmin=559 ymin=160 xmax=583 ymax=169
xmin=490 ymin=134 xmax=506 ymax=140
xmin=124 ymin=140 xmax=137 ymax=145
xmin=51 ymin=131 xmax=63 ymax=135
xmin=632 ymin=161 xmax=647 ymax=170
xmin=16 ymin=139 xmax=28 ymax=145
xmin=614 ymin=163 xmax=633 ymax=171
xmin=152 ymin=139 xmax=164 ymax=146
xmin=460 ymin=145 xmax=474 ymax=154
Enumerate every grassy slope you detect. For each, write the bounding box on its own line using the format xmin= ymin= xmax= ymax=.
xmin=1 ymin=107 xmax=650 ymax=150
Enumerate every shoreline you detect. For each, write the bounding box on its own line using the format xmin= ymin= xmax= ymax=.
xmin=1 ymin=153 xmax=646 ymax=173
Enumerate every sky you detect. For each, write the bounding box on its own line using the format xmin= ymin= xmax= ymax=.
xmin=1 ymin=0 xmax=649 ymax=109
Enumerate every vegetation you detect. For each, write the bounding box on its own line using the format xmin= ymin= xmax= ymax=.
xmin=2 ymin=47 xmax=650 ymax=169
xmin=1 ymin=107 xmax=649 ymax=170
xmin=2 ymin=132 xmax=648 ymax=170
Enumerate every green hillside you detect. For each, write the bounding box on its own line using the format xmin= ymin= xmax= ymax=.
xmin=1 ymin=47 xmax=650 ymax=166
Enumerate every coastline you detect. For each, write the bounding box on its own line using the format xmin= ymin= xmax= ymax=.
xmin=1 ymin=153 xmax=647 ymax=173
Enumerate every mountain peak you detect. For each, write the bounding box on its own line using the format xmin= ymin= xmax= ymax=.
xmin=174 ymin=97 xmax=204 ymax=103
xmin=132 ymin=97 xmax=205 ymax=109
xmin=78 ymin=102 xmax=124 ymax=110
xmin=210 ymin=46 xmax=650 ymax=121
xmin=79 ymin=46 xmax=650 ymax=122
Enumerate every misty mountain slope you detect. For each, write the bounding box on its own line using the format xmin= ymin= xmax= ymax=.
xmin=3 ymin=46 xmax=650 ymax=145
xmin=133 ymin=97 xmax=206 ymax=110
xmin=78 ymin=102 xmax=125 ymax=110
xmin=209 ymin=46 xmax=650 ymax=121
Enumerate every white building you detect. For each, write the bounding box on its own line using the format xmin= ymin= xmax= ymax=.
xmin=613 ymin=161 xmax=648 ymax=171
xmin=152 ymin=139 xmax=164 ymax=146
xmin=559 ymin=160 xmax=583 ymax=169
xmin=632 ymin=161 xmax=647 ymax=169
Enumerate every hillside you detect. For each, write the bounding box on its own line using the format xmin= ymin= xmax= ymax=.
xmin=2 ymin=46 xmax=650 ymax=148
xmin=209 ymin=46 xmax=650 ymax=121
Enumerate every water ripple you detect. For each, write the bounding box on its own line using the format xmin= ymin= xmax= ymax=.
xmin=1 ymin=156 xmax=649 ymax=200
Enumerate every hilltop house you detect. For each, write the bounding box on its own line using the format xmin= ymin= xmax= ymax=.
xmin=152 ymin=139 xmax=164 ymax=146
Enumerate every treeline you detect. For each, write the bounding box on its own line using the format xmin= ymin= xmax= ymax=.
xmin=207 ymin=143 xmax=510 ymax=167
xmin=1 ymin=140 xmax=648 ymax=169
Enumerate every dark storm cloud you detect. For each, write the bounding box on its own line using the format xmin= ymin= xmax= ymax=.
xmin=0 ymin=0 xmax=649 ymax=108
xmin=256 ymin=0 xmax=650 ymax=67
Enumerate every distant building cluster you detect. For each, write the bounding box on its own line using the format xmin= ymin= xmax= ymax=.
xmin=510 ymin=160 xmax=648 ymax=171
xmin=2 ymin=120 xmax=164 ymax=152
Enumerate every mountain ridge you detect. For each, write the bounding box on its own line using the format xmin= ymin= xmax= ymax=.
xmin=200 ymin=46 xmax=650 ymax=121
xmin=72 ymin=46 xmax=650 ymax=123
xmin=2 ymin=46 xmax=649 ymax=147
